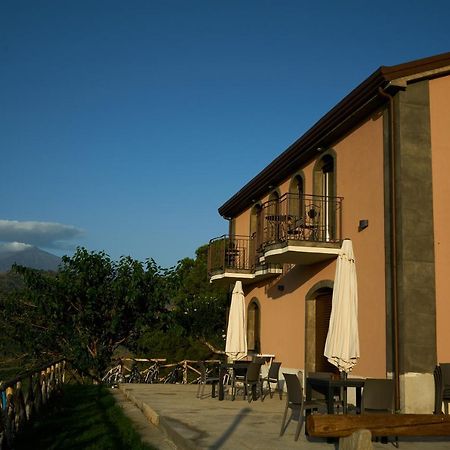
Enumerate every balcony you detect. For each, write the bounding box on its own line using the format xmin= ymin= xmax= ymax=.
xmin=261 ymin=193 xmax=343 ymax=265
xmin=207 ymin=235 xmax=282 ymax=285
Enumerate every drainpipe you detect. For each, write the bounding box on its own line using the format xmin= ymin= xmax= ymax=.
xmin=378 ymin=86 xmax=400 ymax=412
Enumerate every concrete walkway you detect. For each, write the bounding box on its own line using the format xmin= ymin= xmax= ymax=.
xmin=110 ymin=388 xmax=177 ymax=450
xmin=117 ymin=384 xmax=450 ymax=450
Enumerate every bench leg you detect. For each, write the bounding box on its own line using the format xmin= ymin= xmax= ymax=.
xmin=339 ymin=429 xmax=373 ymax=450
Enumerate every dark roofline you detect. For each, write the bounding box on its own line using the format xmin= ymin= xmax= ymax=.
xmin=218 ymin=51 xmax=450 ymax=218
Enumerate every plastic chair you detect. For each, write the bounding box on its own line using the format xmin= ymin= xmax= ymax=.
xmin=262 ymin=361 xmax=282 ymax=399
xmin=362 ymin=378 xmax=396 ymax=446
xmin=252 ymin=356 xmax=266 ymax=365
xmin=361 ymin=379 xmax=394 ymax=413
xmin=196 ymin=361 xmax=220 ymax=399
xmin=280 ymin=373 xmax=323 ymax=441
xmin=307 ymin=371 xmax=342 ymax=413
xmin=244 ymin=361 xmax=264 ymax=402
xmin=231 ymin=360 xmax=251 ymax=400
xmin=434 ymin=365 xmax=443 ymax=414
xmin=440 ymin=363 xmax=450 ymax=414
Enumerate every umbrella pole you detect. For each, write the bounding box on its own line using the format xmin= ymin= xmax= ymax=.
xmin=341 ymin=371 xmax=348 ymax=414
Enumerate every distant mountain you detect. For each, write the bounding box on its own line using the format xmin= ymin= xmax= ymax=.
xmin=0 ymin=246 xmax=62 ymax=272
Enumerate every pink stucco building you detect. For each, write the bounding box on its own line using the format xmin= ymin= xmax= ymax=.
xmin=208 ymin=52 xmax=450 ymax=413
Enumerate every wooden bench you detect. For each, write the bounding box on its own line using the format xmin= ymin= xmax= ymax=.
xmin=307 ymin=414 xmax=450 ymax=438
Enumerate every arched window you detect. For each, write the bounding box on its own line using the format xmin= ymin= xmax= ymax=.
xmin=267 ymin=191 xmax=280 ymax=216
xmin=266 ymin=191 xmax=280 ymax=243
xmin=289 ymin=174 xmax=304 ymax=219
xmin=247 ymin=299 xmax=261 ymax=354
xmin=317 ymin=155 xmax=335 ymax=198
xmin=250 ymin=204 xmax=262 ymax=264
xmin=314 ymin=153 xmax=336 ymax=241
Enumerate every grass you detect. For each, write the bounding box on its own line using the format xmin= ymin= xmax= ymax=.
xmin=14 ymin=384 xmax=156 ymax=450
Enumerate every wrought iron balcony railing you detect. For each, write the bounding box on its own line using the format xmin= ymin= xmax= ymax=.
xmin=208 ymin=235 xmax=253 ymax=276
xmin=261 ymin=193 xmax=343 ymax=246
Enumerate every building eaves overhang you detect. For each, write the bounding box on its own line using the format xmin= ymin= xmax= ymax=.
xmin=218 ymin=51 xmax=450 ymax=219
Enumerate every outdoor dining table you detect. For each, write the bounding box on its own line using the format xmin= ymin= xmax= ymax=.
xmin=305 ymin=375 xmax=366 ymax=414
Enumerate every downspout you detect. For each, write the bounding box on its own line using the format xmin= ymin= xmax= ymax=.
xmin=378 ymin=86 xmax=400 ymax=412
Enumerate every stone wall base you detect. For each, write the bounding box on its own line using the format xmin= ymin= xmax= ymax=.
xmin=399 ymin=372 xmax=434 ymax=413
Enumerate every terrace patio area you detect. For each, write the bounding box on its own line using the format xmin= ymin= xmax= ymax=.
xmin=117 ymin=384 xmax=450 ymax=450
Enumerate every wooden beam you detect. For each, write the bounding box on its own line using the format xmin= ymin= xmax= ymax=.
xmin=307 ymin=414 xmax=450 ymax=437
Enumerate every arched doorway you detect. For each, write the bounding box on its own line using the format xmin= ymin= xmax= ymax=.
xmin=247 ymin=299 xmax=261 ymax=354
xmin=305 ymin=283 xmax=339 ymax=375
xmin=314 ymin=290 xmax=338 ymax=373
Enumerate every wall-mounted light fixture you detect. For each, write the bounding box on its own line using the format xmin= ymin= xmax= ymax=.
xmin=358 ymin=219 xmax=369 ymax=231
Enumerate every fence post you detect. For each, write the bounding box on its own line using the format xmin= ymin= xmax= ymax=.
xmin=183 ymin=360 xmax=188 ymax=384
xmin=25 ymin=375 xmax=34 ymax=420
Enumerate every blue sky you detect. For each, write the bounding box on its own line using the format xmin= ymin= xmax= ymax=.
xmin=1 ymin=1 xmax=449 ymax=268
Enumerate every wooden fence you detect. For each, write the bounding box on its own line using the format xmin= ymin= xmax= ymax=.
xmin=103 ymin=358 xmax=222 ymax=385
xmin=0 ymin=357 xmax=221 ymax=449
xmin=0 ymin=359 xmax=66 ymax=449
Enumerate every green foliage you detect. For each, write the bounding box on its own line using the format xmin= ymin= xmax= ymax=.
xmin=1 ymin=244 xmax=229 ymax=375
xmin=169 ymin=244 xmax=228 ymax=343
xmin=0 ymin=271 xmax=25 ymax=360
xmin=3 ymin=248 xmax=167 ymax=376
xmin=0 ymin=271 xmax=24 ymax=299
xmin=135 ymin=326 xmax=213 ymax=362
xmin=14 ymin=384 xmax=155 ymax=450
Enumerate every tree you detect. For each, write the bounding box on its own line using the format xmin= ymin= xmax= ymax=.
xmin=135 ymin=244 xmax=229 ymax=361
xmin=170 ymin=244 xmax=229 ymax=345
xmin=3 ymin=248 xmax=167 ymax=376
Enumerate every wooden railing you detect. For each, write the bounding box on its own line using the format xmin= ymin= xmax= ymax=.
xmin=102 ymin=358 xmax=222 ymax=385
xmin=0 ymin=359 xmax=66 ymax=449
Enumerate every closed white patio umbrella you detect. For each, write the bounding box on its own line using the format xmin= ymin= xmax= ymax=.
xmin=324 ymin=239 xmax=360 ymax=373
xmin=225 ymin=281 xmax=248 ymax=361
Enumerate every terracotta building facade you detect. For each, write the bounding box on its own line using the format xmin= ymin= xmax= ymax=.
xmin=207 ymin=52 xmax=450 ymax=413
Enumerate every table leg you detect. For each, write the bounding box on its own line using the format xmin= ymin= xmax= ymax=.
xmin=327 ymin=385 xmax=334 ymax=414
xmin=218 ymin=368 xmax=224 ymax=401
xmin=305 ymin=379 xmax=311 ymax=436
xmin=356 ymin=387 xmax=362 ymax=414
xmin=343 ymin=386 xmax=348 ymax=414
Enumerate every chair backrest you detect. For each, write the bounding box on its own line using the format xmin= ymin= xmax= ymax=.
xmin=246 ymin=362 xmax=262 ymax=382
xmin=439 ymin=363 xmax=450 ymax=389
xmin=362 ymin=379 xmax=394 ymax=413
xmin=252 ymin=356 xmax=266 ymax=365
xmin=308 ymin=371 xmax=333 ymax=379
xmin=283 ymin=373 xmax=303 ymax=405
xmin=268 ymin=361 xmax=282 ymax=379
xmin=306 ymin=205 xmax=320 ymax=224
xmin=233 ymin=360 xmax=251 ymax=377
xmin=198 ymin=361 xmax=207 ymax=383
xmin=307 ymin=372 xmax=333 ymax=400
xmin=434 ymin=365 xmax=443 ymax=413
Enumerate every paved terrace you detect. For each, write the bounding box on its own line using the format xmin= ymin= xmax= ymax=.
xmin=116 ymin=384 xmax=450 ymax=450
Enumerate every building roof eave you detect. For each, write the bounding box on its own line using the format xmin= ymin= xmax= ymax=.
xmin=218 ymin=51 xmax=450 ymax=219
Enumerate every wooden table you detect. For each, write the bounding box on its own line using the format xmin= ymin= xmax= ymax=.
xmin=305 ymin=376 xmax=365 ymax=414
